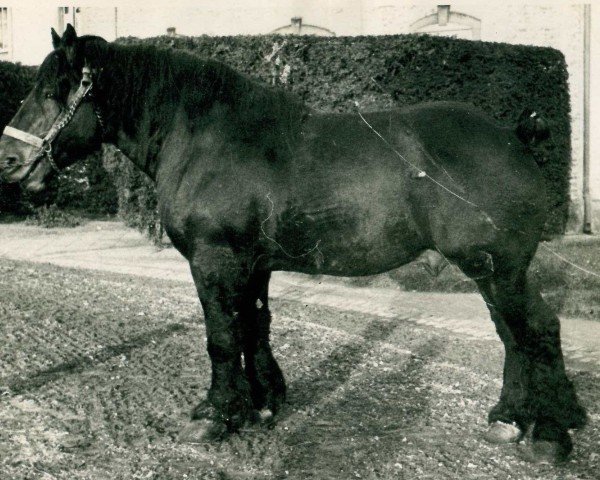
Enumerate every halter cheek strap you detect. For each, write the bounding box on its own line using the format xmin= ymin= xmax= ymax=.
xmin=1 ymin=66 xmax=94 ymax=173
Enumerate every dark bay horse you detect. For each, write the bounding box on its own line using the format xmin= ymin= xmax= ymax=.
xmin=0 ymin=25 xmax=586 ymax=462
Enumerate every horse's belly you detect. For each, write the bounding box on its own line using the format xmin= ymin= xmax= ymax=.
xmin=268 ymin=205 xmax=427 ymax=276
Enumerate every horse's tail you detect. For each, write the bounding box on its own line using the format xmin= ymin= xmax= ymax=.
xmin=515 ymin=108 xmax=550 ymax=147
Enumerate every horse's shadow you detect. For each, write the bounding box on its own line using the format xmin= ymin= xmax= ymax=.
xmin=272 ymin=317 xmax=443 ymax=478
xmin=3 ymin=323 xmax=187 ymax=395
xmin=280 ymin=317 xmax=406 ymax=418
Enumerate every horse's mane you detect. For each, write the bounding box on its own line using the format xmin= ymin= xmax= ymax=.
xmin=81 ymin=37 xmax=309 ymax=142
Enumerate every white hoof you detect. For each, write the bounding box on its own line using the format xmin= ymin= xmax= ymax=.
xmin=178 ymin=419 xmax=226 ymax=443
xmin=483 ymin=421 xmax=522 ymax=444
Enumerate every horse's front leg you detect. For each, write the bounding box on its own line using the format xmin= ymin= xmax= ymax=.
xmin=189 ymin=246 xmax=254 ymax=435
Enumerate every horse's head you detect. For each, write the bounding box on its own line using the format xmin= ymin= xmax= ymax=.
xmin=0 ymin=25 xmax=105 ymax=192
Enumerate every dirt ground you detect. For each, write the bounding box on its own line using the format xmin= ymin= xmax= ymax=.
xmin=0 ymin=223 xmax=599 ymax=479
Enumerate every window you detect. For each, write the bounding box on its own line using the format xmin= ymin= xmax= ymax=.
xmin=271 ymin=17 xmax=335 ymax=36
xmin=411 ymin=5 xmax=481 ymax=40
xmin=58 ymin=6 xmax=80 ymax=33
xmin=0 ymin=7 xmax=12 ymax=54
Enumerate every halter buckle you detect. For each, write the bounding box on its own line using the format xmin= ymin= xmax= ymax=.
xmin=81 ymin=66 xmax=92 ymax=87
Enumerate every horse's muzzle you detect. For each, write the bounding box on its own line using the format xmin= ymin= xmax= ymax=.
xmin=0 ymin=152 xmax=21 ymax=181
xmin=0 ymin=143 xmax=40 ymax=185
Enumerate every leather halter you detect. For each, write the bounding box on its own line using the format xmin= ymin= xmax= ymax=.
xmin=2 ymin=66 xmax=95 ymax=174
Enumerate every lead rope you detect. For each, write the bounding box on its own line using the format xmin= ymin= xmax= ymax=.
xmin=43 ymin=144 xmax=59 ymax=172
xmin=355 ymin=102 xmax=600 ymax=280
xmin=88 ymin=88 xmax=106 ymax=137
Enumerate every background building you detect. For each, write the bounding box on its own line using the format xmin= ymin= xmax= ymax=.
xmin=0 ymin=1 xmax=598 ymax=232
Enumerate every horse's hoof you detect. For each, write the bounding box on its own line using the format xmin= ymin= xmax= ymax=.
xmin=257 ymin=408 xmax=275 ymax=427
xmin=517 ymin=439 xmax=571 ymax=464
xmin=178 ymin=419 xmax=228 ymax=444
xmin=483 ymin=421 xmax=523 ymax=444
xmin=267 ymin=394 xmax=286 ymax=417
xmin=567 ymin=404 xmax=588 ymax=430
xmin=191 ymin=397 xmax=215 ymax=421
xmin=225 ymin=410 xmax=254 ymax=433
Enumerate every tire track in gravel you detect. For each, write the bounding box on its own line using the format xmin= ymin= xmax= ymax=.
xmin=99 ymin=338 xmax=208 ymax=444
xmin=273 ymin=316 xmax=599 ymax=480
xmin=278 ymin=334 xmax=445 ymax=480
xmin=3 ymin=323 xmax=187 ymax=395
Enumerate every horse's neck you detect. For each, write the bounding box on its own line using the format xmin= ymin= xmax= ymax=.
xmin=106 ymin=95 xmax=164 ymax=181
xmin=99 ymin=49 xmax=171 ymax=181
xmin=112 ymin=129 xmax=159 ymax=182
xmin=100 ymin=47 xmax=305 ymax=183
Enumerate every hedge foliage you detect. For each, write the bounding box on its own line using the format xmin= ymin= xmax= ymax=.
xmin=103 ymin=145 xmax=161 ymax=241
xmin=0 ymin=61 xmax=36 ymax=126
xmin=0 ymin=61 xmax=118 ymax=216
xmin=114 ymin=33 xmax=571 ymax=234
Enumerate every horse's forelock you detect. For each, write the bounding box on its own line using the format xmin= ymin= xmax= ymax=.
xmin=38 ymin=35 xmax=107 ymax=79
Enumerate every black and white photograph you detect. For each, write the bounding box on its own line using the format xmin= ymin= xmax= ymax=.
xmin=0 ymin=1 xmax=599 ymax=478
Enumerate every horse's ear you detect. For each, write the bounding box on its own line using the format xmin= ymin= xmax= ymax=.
xmin=62 ymin=24 xmax=77 ymax=46
xmin=62 ymin=24 xmax=78 ymax=64
xmin=51 ymin=28 xmax=61 ymax=49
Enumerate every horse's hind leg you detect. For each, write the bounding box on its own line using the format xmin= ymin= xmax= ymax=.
xmin=240 ymin=270 xmax=286 ymax=417
xmin=476 ymin=278 xmax=531 ymax=441
xmin=472 ymin=263 xmax=586 ymax=461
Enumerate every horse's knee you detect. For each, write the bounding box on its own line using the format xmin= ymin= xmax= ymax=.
xmin=207 ymin=336 xmax=239 ymax=363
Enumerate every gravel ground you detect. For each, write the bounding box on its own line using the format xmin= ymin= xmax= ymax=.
xmin=0 ymin=259 xmax=598 ymax=479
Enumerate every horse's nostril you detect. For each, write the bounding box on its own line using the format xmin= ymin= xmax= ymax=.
xmin=4 ymin=155 xmax=20 ymax=167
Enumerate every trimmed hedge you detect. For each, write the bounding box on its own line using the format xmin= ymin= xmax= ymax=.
xmin=0 ymin=61 xmax=36 ymax=126
xmin=45 ymin=152 xmax=118 ymax=215
xmin=0 ymin=61 xmax=118 ymax=216
xmin=114 ymin=33 xmax=571 ymax=234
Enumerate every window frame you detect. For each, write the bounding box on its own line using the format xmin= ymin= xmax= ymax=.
xmin=0 ymin=7 xmax=12 ymax=55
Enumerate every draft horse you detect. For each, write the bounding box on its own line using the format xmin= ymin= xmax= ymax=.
xmin=0 ymin=26 xmax=586 ymax=462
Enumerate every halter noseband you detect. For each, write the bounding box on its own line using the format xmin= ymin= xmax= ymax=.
xmin=2 ymin=66 xmax=96 ymax=173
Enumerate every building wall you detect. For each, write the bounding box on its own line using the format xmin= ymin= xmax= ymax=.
xmin=590 ymin=3 xmax=600 ymax=218
xmin=4 ymin=5 xmax=58 ymax=65
xmin=3 ymin=1 xmax=598 ymax=230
